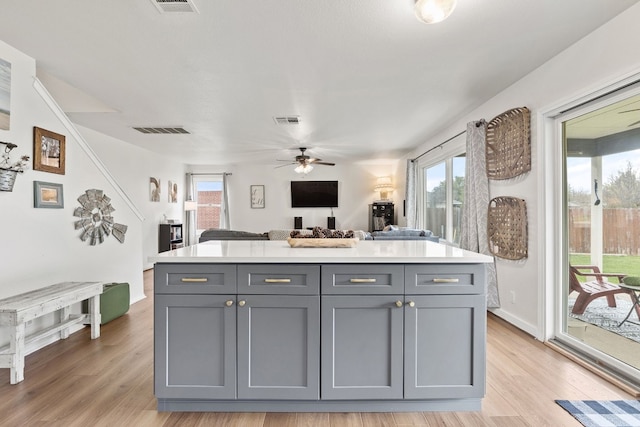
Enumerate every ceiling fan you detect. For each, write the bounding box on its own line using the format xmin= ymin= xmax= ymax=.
xmin=277 ymin=147 xmax=335 ymax=174
xmin=618 ymin=108 xmax=640 ymax=127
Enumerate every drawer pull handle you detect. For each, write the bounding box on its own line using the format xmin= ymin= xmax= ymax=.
xmin=433 ymin=278 xmax=459 ymax=283
xmin=349 ymin=278 xmax=377 ymax=283
xmin=181 ymin=277 xmax=208 ymax=283
xmin=264 ymin=278 xmax=292 ymax=283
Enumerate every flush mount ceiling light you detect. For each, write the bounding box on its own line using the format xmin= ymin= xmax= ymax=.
xmin=415 ymin=0 xmax=457 ymax=24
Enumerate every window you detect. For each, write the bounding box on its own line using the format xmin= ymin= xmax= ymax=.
xmin=192 ymin=175 xmax=226 ymax=235
xmin=417 ymin=138 xmax=465 ymax=244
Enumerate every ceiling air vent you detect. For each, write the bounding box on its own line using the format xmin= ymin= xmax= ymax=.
xmin=273 ymin=116 xmax=301 ymax=125
xmin=150 ymin=0 xmax=199 ymax=13
xmin=133 ymin=127 xmax=190 ymax=134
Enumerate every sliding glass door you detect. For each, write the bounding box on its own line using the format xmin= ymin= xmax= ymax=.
xmin=561 ymin=92 xmax=640 ymax=379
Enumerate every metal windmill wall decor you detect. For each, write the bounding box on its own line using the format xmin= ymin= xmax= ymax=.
xmin=73 ymin=189 xmax=127 ymax=245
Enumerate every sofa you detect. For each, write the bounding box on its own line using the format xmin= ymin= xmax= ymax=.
xmin=366 ymin=227 xmax=439 ymax=242
xmin=199 ymin=227 xmax=437 ymax=242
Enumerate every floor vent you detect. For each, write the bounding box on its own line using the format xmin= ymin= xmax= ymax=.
xmin=150 ymin=0 xmax=199 ymax=13
xmin=274 ymin=116 xmax=301 ymax=125
xmin=133 ymin=127 xmax=190 ymax=134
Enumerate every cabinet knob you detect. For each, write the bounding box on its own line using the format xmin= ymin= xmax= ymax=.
xmin=225 ymin=300 xmax=234 ymax=307
xmin=238 ymin=300 xmax=246 ymax=307
xmin=395 ymin=300 xmax=403 ymax=308
xmin=407 ymin=301 xmax=416 ymax=308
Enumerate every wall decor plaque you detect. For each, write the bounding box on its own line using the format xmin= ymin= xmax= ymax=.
xmin=487 ymin=196 xmax=527 ymax=260
xmin=73 ymin=189 xmax=128 ymax=245
xmin=485 ymin=107 xmax=530 ymax=180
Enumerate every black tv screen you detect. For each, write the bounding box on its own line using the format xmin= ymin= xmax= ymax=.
xmin=291 ymin=181 xmax=338 ymax=208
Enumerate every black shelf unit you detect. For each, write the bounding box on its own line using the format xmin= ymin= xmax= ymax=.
xmin=159 ymin=223 xmax=183 ymax=252
xmin=370 ymin=202 xmax=394 ymax=231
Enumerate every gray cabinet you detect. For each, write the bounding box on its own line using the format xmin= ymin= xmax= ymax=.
xmin=404 ymin=295 xmax=486 ymax=399
xmin=154 ymin=294 xmax=236 ymax=399
xmin=237 ymin=295 xmax=319 ymax=400
xmin=154 ymin=261 xmax=487 ymax=411
xmin=321 ymin=295 xmax=404 ymax=399
xmin=155 ymin=264 xmax=320 ymax=402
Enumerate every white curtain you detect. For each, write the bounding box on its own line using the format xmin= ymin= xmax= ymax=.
xmin=222 ymin=173 xmax=231 ymax=229
xmin=184 ymin=173 xmax=196 ymax=246
xmin=460 ymin=120 xmax=500 ymax=308
xmin=405 ymin=159 xmax=417 ymax=228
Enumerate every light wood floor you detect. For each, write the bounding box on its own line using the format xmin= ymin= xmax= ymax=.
xmin=0 ymin=270 xmax=634 ymax=427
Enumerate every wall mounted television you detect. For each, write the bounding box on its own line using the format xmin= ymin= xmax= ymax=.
xmin=291 ymin=180 xmax=338 ymax=208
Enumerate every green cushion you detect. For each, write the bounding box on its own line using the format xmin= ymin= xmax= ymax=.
xmin=623 ymin=276 xmax=640 ymax=287
xmin=82 ymin=282 xmax=130 ymax=324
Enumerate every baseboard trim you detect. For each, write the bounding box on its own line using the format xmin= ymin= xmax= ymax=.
xmin=545 ymin=340 xmax=640 ymax=397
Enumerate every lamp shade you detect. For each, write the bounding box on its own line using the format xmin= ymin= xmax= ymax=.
xmin=375 ymin=176 xmax=394 ymax=200
xmin=184 ymin=200 xmax=197 ymax=211
xmin=295 ymin=163 xmax=313 ymax=174
xmin=415 ymin=0 xmax=457 ymax=24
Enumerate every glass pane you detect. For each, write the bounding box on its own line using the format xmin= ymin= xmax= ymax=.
xmin=195 ymin=180 xmax=223 ymax=232
xmin=563 ymin=93 xmax=640 ymax=374
xmin=425 ymin=162 xmax=446 ymax=238
xmin=452 ymin=154 xmax=465 ymax=245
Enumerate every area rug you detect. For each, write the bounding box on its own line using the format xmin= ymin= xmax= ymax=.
xmin=556 ymin=400 xmax=640 ymax=426
xmin=569 ymin=298 xmax=640 ymax=344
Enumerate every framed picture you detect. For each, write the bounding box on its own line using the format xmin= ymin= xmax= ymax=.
xmin=34 ymin=181 xmax=64 ymax=208
xmin=34 ymin=127 xmax=65 ymax=175
xmin=250 ymin=185 xmax=264 ymax=209
xmin=150 ymin=177 xmax=160 ymax=202
xmin=168 ymin=180 xmax=177 ymax=203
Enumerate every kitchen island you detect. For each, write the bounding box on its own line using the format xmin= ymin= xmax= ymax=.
xmin=152 ymin=239 xmax=493 ymax=412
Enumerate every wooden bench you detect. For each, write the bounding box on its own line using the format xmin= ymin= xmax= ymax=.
xmin=0 ymin=281 xmax=104 ymax=384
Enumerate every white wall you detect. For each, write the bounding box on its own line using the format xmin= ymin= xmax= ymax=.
xmin=188 ymin=160 xmax=400 ymax=235
xmin=404 ymin=3 xmax=640 ymax=338
xmin=77 ymin=125 xmax=187 ymax=270
xmin=0 ymin=40 xmax=145 ymax=347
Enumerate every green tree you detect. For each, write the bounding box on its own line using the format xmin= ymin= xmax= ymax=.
xmin=604 ymin=161 xmax=640 ymax=207
xmin=567 ymin=184 xmax=590 ymax=207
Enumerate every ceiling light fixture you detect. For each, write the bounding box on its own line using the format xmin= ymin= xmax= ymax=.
xmin=415 ymin=0 xmax=457 ymax=24
xmin=295 ymin=163 xmax=314 ymax=174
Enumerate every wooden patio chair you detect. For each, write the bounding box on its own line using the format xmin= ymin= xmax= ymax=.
xmin=569 ymin=265 xmax=640 ymax=318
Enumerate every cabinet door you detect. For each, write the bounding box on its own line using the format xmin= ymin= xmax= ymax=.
xmin=237 ymin=295 xmax=319 ymax=400
xmin=321 ymin=296 xmax=404 ymax=400
xmin=154 ymin=294 xmax=236 ymax=399
xmin=404 ymin=294 xmax=486 ymax=399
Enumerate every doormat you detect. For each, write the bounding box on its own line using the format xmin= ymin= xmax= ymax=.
xmin=569 ymin=298 xmax=640 ymax=344
xmin=556 ymin=400 xmax=640 ymax=426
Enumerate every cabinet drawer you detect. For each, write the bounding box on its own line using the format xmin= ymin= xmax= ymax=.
xmin=321 ymin=265 xmax=404 ymax=294
xmin=405 ymin=264 xmax=485 ymax=295
xmin=155 ymin=263 xmax=237 ymax=294
xmin=238 ymin=264 xmax=319 ymax=295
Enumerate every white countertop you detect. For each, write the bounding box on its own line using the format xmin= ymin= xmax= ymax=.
xmin=151 ymin=240 xmax=494 ymax=264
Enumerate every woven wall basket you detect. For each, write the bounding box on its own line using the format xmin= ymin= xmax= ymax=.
xmin=486 ymin=106 xmax=531 ymax=180
xmin=487 ymin=196 xmax=528 ymax=260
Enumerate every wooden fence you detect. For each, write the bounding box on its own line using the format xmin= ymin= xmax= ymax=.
xmin=569 ymin=207 xmax=640 ymax=255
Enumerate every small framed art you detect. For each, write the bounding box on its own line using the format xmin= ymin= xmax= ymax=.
xmin=34 ymin=180 xmax=64 ymax=208
xmin=34 ymin=127 xmax=66 ymax=175
xmin=250 ymin=185 xmax=264 ymax=209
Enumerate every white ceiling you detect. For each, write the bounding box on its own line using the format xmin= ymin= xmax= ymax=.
xmin=0 ymin=0 xmax=637 ymax=166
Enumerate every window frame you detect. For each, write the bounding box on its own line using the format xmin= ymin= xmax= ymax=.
xmin=415 ymin=136 xmax=466 ymax=242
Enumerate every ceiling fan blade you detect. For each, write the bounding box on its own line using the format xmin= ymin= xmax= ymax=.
xmin=314 ymin=162 xmax=335 ymax=166
xmin=628 ymin=120 xmax=640 ymax=127
xmin=274 ymin=163 xmax=295 ymax=169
